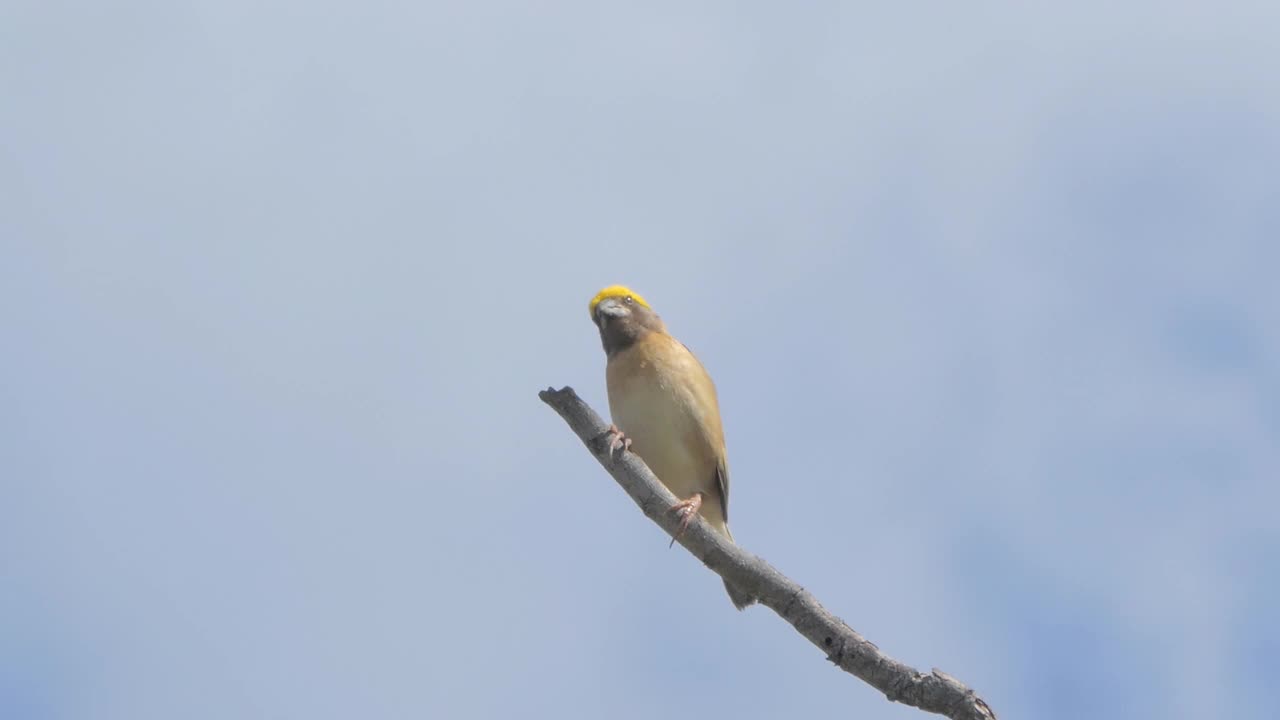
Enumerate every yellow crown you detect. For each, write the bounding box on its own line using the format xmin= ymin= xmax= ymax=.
xmin=589 ymin=285 xmax=650 ymax=319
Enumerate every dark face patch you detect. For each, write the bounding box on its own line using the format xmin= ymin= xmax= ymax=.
xmin=594 ymin=302 xmax=665 ymax=357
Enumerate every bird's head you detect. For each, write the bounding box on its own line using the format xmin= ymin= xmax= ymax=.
xmin=589 ymin=285 xmax=665 ymax=356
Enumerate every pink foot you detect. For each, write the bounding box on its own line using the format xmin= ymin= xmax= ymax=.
xmin=602 ymin=424 xmax=631 ymax=463
xmin=668 ymin=492 xmax=704 ymax=547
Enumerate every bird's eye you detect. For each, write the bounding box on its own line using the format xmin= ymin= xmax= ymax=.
xmin=624 ymin=296 xmax=633 ymax=304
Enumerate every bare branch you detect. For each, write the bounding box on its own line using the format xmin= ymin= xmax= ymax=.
xmin=539 ymin=386 xmax=996 ymax=720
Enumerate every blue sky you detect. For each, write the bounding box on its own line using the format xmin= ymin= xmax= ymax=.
xmin=3 ymin=2 xmax=1277 ymax=719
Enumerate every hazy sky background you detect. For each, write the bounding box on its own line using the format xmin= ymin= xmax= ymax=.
xmin=3 ymin=2 xmax=1277 ymax=719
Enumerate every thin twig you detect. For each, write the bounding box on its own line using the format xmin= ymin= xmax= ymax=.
xmin=539 ymin=386 xmax=996 ymax=720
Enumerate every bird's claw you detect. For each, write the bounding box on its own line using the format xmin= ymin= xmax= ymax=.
xmin=603 ymin=424 xmax=631 ymax=464
xmin=667 ymin=493 xmax=703 ymax=548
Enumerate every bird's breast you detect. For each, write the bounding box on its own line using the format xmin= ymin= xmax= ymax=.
xmin=605 ymin=335 xmax=722 ymax=505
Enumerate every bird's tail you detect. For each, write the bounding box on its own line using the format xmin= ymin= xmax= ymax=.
xmin=720 ymin=524 xmax=757 ymax=610
xmin=723 ymin=579 xmax=756 ymax=610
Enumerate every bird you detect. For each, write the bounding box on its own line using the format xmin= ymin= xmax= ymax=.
xmin=588 ymin=285 xmax=755 ymax=610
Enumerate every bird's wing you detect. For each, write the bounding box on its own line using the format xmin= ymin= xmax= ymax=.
xmin=715 ymin=459 xmax=731 ymax=523
xmin=680 ymin=340 xmax=731 ymax=522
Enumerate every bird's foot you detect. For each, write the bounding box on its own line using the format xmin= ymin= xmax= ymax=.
xmin=602 ymin=424 xmax=631 ymax=463
xmin=668 ymin=492 xmax=704 ymax=547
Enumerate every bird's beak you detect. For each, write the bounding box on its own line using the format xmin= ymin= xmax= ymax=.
xmin=595 ymin=298 xmax=627 ymax=325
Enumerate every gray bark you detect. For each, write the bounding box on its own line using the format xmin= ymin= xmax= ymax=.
xmin=539 ymin=386 xmax=997 ymax=720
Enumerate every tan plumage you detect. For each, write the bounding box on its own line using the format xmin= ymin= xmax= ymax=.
xmin=589 ymin=285 xmax=754 ymax=610
xmin=606 ymin=332 xmax=732 ymax=535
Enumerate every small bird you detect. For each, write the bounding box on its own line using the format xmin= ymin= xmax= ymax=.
xmin=589 ymin=285 xmax=755 ymax=610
